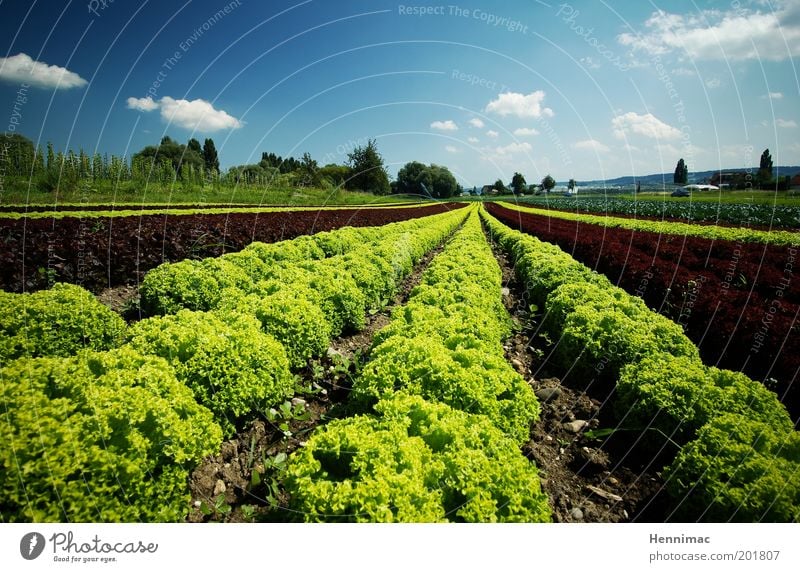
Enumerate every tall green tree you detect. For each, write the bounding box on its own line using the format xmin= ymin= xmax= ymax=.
xmin=673 ymin=158 xmax=688 ymax=184
xmin=493 ymin=179 xmax=506 ymax=193
xmin=541 ymin=174 xmax=556 ymax=192
xmin=396 ymin=161 xmax=431 ymax=195
xmin=427 ymin=164 xmax=458 ymax=198
xmin=346 ymin=139 xmax=390 ymax=195
xmin=511 ymin=172 xmax=527 ymax=194
xmin=567 ymin=178 xmax=577 ymax=192
xmin=202 ymin=138 xmax=219 ymax=173
xmin=759 ymin=148 xmax=773 ymax=182
xmin=187 ymin=138 xmax=202 ymax=156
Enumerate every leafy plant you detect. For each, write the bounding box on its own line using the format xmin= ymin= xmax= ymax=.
xmin=286 ymin=393 xmax=551 ymax=522
xmin=0 ymin=348 xmax=222 ymax=522
xmin=0 ymin=283 xmax=126 ymax=361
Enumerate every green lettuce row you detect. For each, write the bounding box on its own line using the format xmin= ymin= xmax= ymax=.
xmin=0 ymin=283 xmax=127 ymax=362
xmin=286 ymin=211 xmax=549 ymax=522
xmin=0 ymin=347 xmax=222 ymax=522
xmin=500 ymin=201 xmax=800 ymax=247
xmin=120 ymin=208 xmax=465 ymax=433
xmin=665 ymin=414 xmax=799 ymax=522
xmin=140 ymin=210 xmax=467 ymax=315
xmin=353 ymin=213 xmax=540 ymax=444
xmin=286 ymin=393 xmax=550 ymax=522
xmin=481 ymin=207 xmax=798 ymax=522
xmin=212 ymin=209 xmax=468 ymax=368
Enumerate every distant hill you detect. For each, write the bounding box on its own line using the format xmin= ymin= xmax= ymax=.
xmin=570 ymin=166 xmax=800 ymax=187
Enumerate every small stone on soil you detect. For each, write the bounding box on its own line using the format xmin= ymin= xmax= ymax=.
xmin=213 ymin=479 xmax=226 ymax=496
xmin=562 ymin=419 xmax=590 ymax=433
xmin=569 ymin=508 xmax=584 ymax=521
xmin=535 ymin=387 xmax=562 ymax=402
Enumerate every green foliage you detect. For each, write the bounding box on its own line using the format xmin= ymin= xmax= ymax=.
xmin=665 ymin=413 xmax=799 ymax=522
xmin=354 ymin=336 xmax=539 ymax=443
xmin=511 ymin=172 xmax=527 ymax=195
xmin=0 ymin=347 xmax=222 ymax=522
xmin=482 ymin=206 xmax=798 ymax=522
xmin=673 ymin=158 xmax=688 ymax=185
xmin=218 ymin=288 xmax=332 ymax=369
xmin=541 ymin=174 xmax=556 ymax=191
xmin=140 ymin=259 xmax=222 ymax=315
xmin=346 ymin=139 xmax=390 ymax=195
xmin=128 ymin=310 xmax=293 ymax=431
xmin=0 ymin=283 xmax=126 ymax=360
xmin=286 ymin=393 xmax=551 ymax=522
xmin=373 ymin=295 xmax=510 ymax=349
xmin=544 ymin=281 xmax=698 ymax=377
xmin=616 ymin=354 xmax=793 ymax=444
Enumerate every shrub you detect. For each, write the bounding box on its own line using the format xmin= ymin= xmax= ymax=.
xmin=0 ymin=348 xmax=222 ymax=522
xmin=286 ymin=393 xmax=550 ymax=522
xmin=664 ymin=413 xmax=800 ymax=522
xmin=128 ymin=310 xmax=293 ymax=431
xmin=0 ymin=283 xmax=126 ymax=360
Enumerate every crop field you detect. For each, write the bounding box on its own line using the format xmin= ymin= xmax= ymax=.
xmin=1 ymin=203 xmax=797 ymax=524
xmin=0 ymin=202 xmax=458 ymax=293
xmin=512 ymin=195 xmax=800 ymax=228
xmin=486 ymin=202 xmax=800 ymax=420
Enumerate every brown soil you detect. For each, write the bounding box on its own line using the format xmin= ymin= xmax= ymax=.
xmin=96 ymin=284 xmax=139 ymax=317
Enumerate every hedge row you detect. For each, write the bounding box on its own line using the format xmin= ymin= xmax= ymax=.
xmin=0 ymin=347 xmax=223 ymax=522
xmin=501 ymin=201 xmax=800 ymax=247
xmin=482 ymin=207 xmax=798 ymax=522
xmin=286 ymin=211 xmax=551 ymax=522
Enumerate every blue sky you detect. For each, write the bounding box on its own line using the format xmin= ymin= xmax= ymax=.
xmin=1 ymin=0 xmax=798 ymax=185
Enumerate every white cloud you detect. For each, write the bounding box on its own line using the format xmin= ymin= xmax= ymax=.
xmin=467 ymin=136 xmax=479 ymax=143
xmin=486 ymin=130 xmax=500 ymax=139
xmin=618 ymin=3 xmax=800 ymax=61
xmin=612 ymin=111 xmax=682 ymax=140
xmin=776 ymin=118 xmax=797 ymax=128
xmin=130 ymin=96 xmax=243 ymax=131
xmin=0 ymin=53 xmax=87 ymax=89
xmin=468 ymin=118 xmax=485 ymax=128
xmin=485 ymin=90 xmax=554 ymax=119
xmin=513 ymin=127 xmax=539 ymax=137
xmin=126 ymin=96 xmax=159 ymax=112
xmin=430 ymin=120 xmax=458 ymax=131
xmin=765 ymin=91 xmax=784 ymax=99
xmin=671 ymin=67 xmax=695 ymax=76
xmin=444 ymin=145 xmax=459 ymax=153
xmin=705 ymin=77 xmax=721 ymax=89
xmin=579 ymin=56 xmax=601 ymax=69
xmin=573 ymin=139 xmax=610 ymax=152
xmin=481 ymin=141 xmax=533 ymax=165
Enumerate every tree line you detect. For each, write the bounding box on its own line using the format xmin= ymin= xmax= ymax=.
xmin=673 ymin=149 xmax=792 ymax=190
